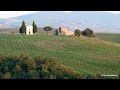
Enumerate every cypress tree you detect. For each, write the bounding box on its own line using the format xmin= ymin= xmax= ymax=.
xmin=32 ymin=21 xmax=37 ymax=33
xmin=19 ymin=20 xmax=26 ymax=35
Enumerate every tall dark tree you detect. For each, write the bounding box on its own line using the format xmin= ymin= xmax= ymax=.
xmin=43 ymin=26 xmax=52 ymax=35
xmin=19 ymin=20 xmax=26 ymax=35
xmin=32 ymin=21 xmax=37 ymax=33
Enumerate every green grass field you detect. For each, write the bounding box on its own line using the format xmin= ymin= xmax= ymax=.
xmin=96 ymin=33 xmax=120 ymax=44
xmin=0 ymin=33 xmax=120 ymax=76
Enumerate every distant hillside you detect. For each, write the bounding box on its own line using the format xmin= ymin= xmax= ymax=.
xmin=0 ymin=28 xmax=19 ymax=33
xmin=0 ymin=11 xmax=120 ymax=33
xmin=96 ymin=33 xmax=120 ymax=44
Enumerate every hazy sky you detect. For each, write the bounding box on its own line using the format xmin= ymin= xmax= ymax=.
xmin=0 ymin=11 xmax=39 ymax=18
xmin=0 ymin=11 xmax=120 ymax=18
xmin=98 ymin=11 xmax=120 ymax=14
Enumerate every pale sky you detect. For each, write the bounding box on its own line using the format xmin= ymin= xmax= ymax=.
xmin=0 ymin=11 xmax=39 ymax=18
xmin=0 ymin=11 xmax=120 ymax=18
xmin=97 ymin=11 xmax=120 ymax=14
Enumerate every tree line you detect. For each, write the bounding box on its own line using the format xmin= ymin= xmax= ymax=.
xmin=19 ymin=20 xmax=95 ymax=37
xmin=74 ymin=28 xmax=95 ymax=38
xmin=0 ymin=54 xmax=81 ymax=79
xmin=19 ymin=20 xmax=53 ymax=35
xmin=54 ymin=27 xmax=95 ymax=37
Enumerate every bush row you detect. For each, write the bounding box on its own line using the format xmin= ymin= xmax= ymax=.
xmin=0 ymin=54 xmax=81 ymax=79
xmin=0 ymin=54 xmax=119 ymax=79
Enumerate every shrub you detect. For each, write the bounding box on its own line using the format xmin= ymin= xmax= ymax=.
xmin=74 ymin=29 xmax=81 ymax=37
xmin=82 ymin=28 xmax=95 ymax=37
xmin=3 ymin=72 xmax=11 ymax=79
xmin=27 ymin=70 xmax=39 ymax=79
xmin=0 ymin=54 xmax=81 ymax=79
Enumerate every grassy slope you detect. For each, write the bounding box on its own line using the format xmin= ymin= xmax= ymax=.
xmin=96 ymin=33 xmax=120 ymax=44
xmin=0 ymin=34 xmax=120 ymax=75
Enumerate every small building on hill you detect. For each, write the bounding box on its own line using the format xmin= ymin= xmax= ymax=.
xmin=58 ymin=26 xmax=74 ymax=35
xmin=26 ymin=25 xmax=33 ymax=35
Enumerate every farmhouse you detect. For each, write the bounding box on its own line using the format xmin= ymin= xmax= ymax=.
xmin=26 ymin=25 xmax=33 ymax=35
xmin=58 ymin=26 xmax=74 ymax=35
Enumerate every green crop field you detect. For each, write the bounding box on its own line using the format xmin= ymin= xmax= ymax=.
xmin=0 ymin=33 xmax=120 ymax=76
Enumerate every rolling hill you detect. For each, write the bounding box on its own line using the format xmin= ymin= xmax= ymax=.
xmin=0 ymin=34 xmax=120 ymax=76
